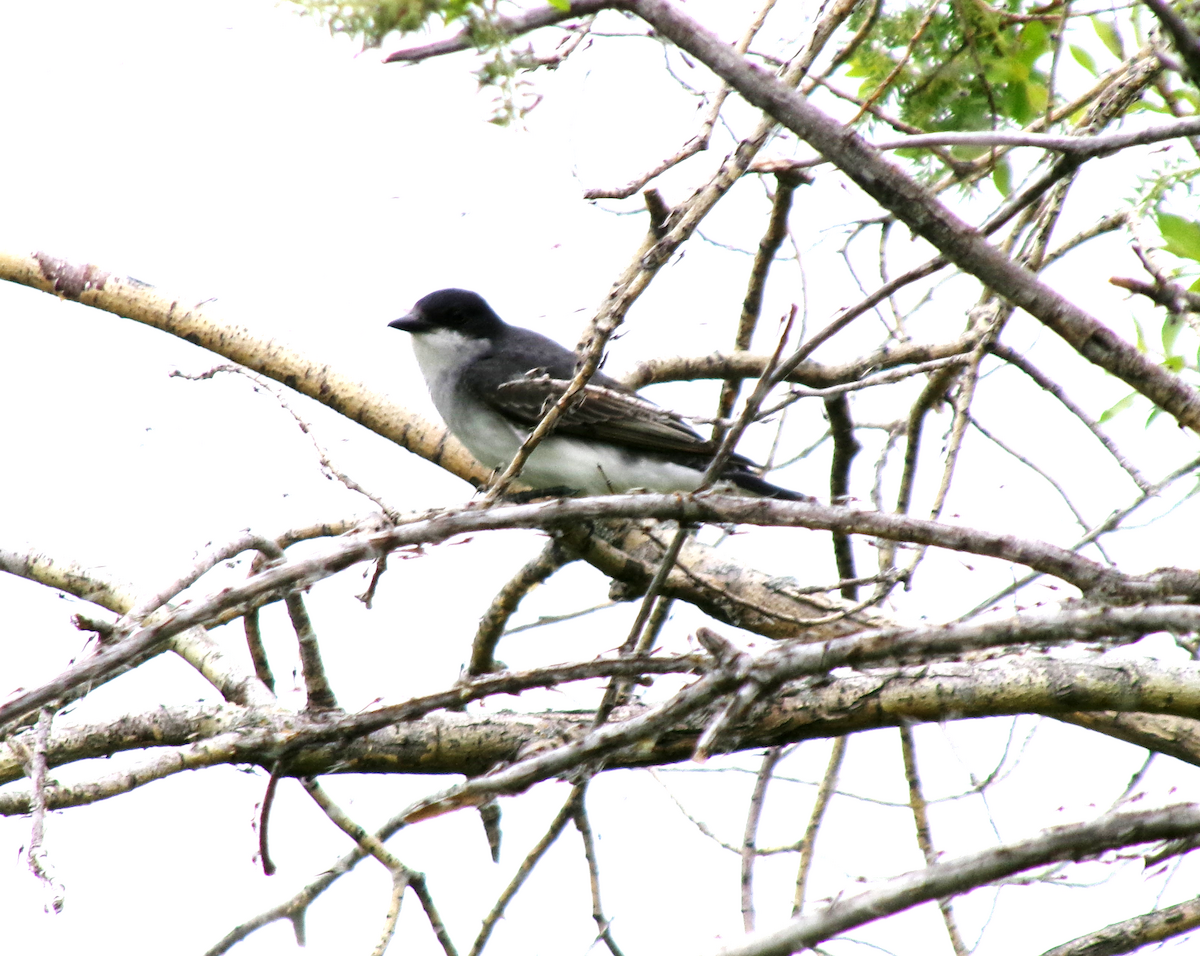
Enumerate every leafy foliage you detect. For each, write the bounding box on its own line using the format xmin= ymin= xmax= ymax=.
xmin=287 ymin=0 xmax=478 ymax=48
xmin=843 ymin=0 xmax=1054 ymax=134
xmin=288 ymin=0 xmax=540 ymax=124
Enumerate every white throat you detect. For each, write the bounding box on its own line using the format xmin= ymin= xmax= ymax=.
xmin=410 ymin=328 xmax=489 ymax=413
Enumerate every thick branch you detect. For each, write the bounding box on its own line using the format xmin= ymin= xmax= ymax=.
xmin=622 ymin=338 xmax=979 ymax=391
xmin=1037 ymin=892 xmax=1200 ymax=956
xmin=0 ymin=249 xmax=488 ymax=487
xmin=4 ymin=492 xmax=1197 ymax=732
xmin=11 ymin=654 xmax=1200 ymax=811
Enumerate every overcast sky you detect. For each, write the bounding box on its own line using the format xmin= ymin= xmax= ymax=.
xmin=4 ymin=2 xmax=1200 ymax=954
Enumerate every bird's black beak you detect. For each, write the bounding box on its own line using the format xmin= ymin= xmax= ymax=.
xmin=388 ymin=310 xmax=431 ymax=333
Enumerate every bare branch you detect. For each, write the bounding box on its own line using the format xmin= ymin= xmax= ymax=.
xmin=864 ymin=116 xmax=1200 ymax=156
xmin=792 ymin=737 xmax=846 ymax=915
xmin=824 ymin=394 xmax=860 ymax=597
xmin=395 ymin=609 xmax=1200 ymax=824
xmin=572 ymin=785 xmax=626 ymax=956
xmin=15 ymin=652 xmax=1200 ymax=819
xmin=715 ymin=170 xmax=806 ymax=446
xmin=470 ymin=785 xmax=583 ymax=956
xmin=0 ymin=249 xmax=490 ymax=488
xmin=584 ymin=0 xmax=782 ymax=200
xmin=23 ymin=706 xmax=65 ymax=913
xmin=302 ymin=778 xmax=458 ymax=956
xmin=1038 ymin=891 xmax=1200 ymax=955
xmin=1111 ymin=273 xmax=1200 ymax=315
xmin=741 ymin=747 xmax=783 ymax=931
xmin=470 ymin=540 xmax=575 ymax=676
xmin=7 ymin=491 xmax=1200 ymax=733
xmin=384 ymin=1 xmax=613 ymax=64
xmin=899 ymin=726 xmax=968 ymax=956
xmin=284 ymin=592 xmax=338 ymax=712
xmin=707 ymin=803 xmax=1200 ymax=956
xmin=1145 ymin=0 xmax=1200 ymax=84
xmin=626 ymin=0 xmax=1200 ymax=433
xmin=622 ymin=337 xmax=979 ymax=391
xmin=0 ymin=547 xmax=274 ymax=711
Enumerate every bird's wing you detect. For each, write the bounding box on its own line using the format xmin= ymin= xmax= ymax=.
xmin=481 ymin=373 xmax=719 ymax=455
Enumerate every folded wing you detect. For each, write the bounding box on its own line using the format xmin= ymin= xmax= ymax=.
xmin=487 ymin=374 xmax=719 ymax=455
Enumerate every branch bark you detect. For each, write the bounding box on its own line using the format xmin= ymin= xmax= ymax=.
xmin=11 ymin=653 xmax=1200 ymax=812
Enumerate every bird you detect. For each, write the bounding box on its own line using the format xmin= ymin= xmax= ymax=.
xmin=389 ymin=288 xmax=811 ymax=501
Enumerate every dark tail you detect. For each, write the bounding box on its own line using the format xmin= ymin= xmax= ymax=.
xmin=728 ymin=471 xmax=814 ymax=502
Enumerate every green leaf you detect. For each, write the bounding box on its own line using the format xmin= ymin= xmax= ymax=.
xmin=1158 ymin=212 xmax=1200 ymax=262
xmin=1129 ymin=99 xmax=1173 ymax=115
xmin=1133 ymin=316 xmax=1149 ymax=352
xmin=1017 ymin=21 xmax=1049 ymax=67
xmin=1024 ymin=81 xmax=1048 ymax=116
xmin=992 ymin=158 xmax=1012 ymax=197
xmin=1099 ymin=392 xmax=1137 ymax=423
xmin=1163 ymin=314 xmax=1184 ymax=356
xmin=1191 ymin=277 xmax=1200 ymax=293
xmin=546 ymin=0 xmax=570 ymax=9
xmin=1093 ymin=17 xmax=1124 ymax=59
xmin=1164 ymin=354 xmax=1185 ymax=372
xmin=1147 ymin=405 xmax=1165 ymax=426
xmin=1070 ymin=44 xmax=1098 ymax=76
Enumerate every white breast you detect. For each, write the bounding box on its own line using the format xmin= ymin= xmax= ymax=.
xmin=409 ymin=328 xmax=708 ymax=494
xmin=410 ymin=329 xmax=524 ymax=470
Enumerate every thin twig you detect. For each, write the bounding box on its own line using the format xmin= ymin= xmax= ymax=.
xmin=825 ymin=395 xmax=860 ymax=598
xmin=968 ymin=414 xmax=1113 ymax=563
xmin=285 ymin=592 xmax=338 ymax=712
xmin=990 ymin=342 xmax=1151 ymax=493
xmin=259 ymin=764 xmax=283 ymax=876
xmin=173 ymin=364 xmax=401 ymax=520
xmin=713 ymin=803 xmax=1200 ymax=956
xmin=572 ymin=784 xmax=626 ymax=956
xmin=243 ymin=610 xmax=275 ymax=693
xmin=715 ymin=170 xmax=806 ymax=446
xmin=850 ymin=0 xmax=941 ymax=124
xmin=470 ymin=540 xmax=574 ymax=676
xmin=901 ymin=308 xmax=999 ymax=585
xmin=469 ymin=785 xmax=583 ymax=956
xmin=741 ymin=747 xmax=784 ymax=931
xmin=301 ymin=777 xmax=458 ymax=956
xmin=595 ymin=523 xmax=691 ymax=721
xmin=25 ymin=704 xmax=65 ymax=914
xmin=584 ymin=0 xmax=780 ymax=200
xmin=959 ymin=454 xmax=1200 ymax=619
xmin=899 ymin=726 xmax=968 ymax=956
xmin=792 ymin=737 xmax=847 ymax=915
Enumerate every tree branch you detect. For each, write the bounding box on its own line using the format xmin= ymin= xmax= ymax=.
xmin=626 ymin=0 xmax=1200 ymax=433
xmin=5 ymin=492 xmax=1199 ymax=732
xmin=0 ymin=248 xmax=489 ymax=487
xmin=1036 ymin=891 xmax=1200 ymax=955
xmin=383 ymin=1 xmax=613 ymax=64
xmin=707 ymin=803 xmax=1200 ymax=956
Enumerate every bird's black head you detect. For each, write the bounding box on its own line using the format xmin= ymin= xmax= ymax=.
xmin=388 ymin=289 xmax=505 ymax=339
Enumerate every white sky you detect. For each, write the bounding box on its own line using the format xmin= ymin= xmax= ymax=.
xmin=3 ymin=1 xmax=1200 ymax=954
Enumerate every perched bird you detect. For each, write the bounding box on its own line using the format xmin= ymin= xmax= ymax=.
xmin=389 ymin=289 xmax=810 ymax=500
